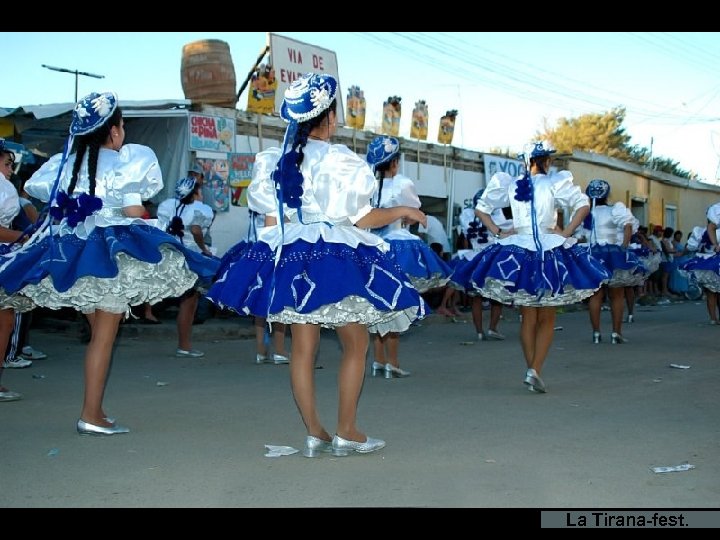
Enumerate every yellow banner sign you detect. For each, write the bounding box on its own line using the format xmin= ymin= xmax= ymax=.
xmin=346 ymin=85 xmax=366 ymax=130
xmin=438 ymin=109 xmax=458 ymax=145
xmin=410 ymin=100 xmax=428 ymax=140
xmin=381 ymin=96 xmax=401 ymax=136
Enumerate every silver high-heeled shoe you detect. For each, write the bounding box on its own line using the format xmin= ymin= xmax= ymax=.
xmin=384 ymin=363 xmax=411 ymax=379
xmin=77 ymin=419 xmax=129 ymax=436
xmin=303 ymin=435 xmax=333 ymax=458
xmin=611 ymin=332 xmax=628 ymax=344
xmin=523 ymin=368 xmax=546 ymax=393
xmin=592 ymin=331 xmax=601 ymax=344
xmin=371 ymin=361 xmax=386 ymax=377
xmin=272 ymin=353 xmax=290 ymax=365
xmin=331 ymin=434 xmax=386 ymax=456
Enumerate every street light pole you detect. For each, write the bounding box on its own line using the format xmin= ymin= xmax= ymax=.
xmin=41 ymin=64 xmax=105 ymax=102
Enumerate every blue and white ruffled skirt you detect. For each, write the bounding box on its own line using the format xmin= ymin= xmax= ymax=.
xmin=208 ymin=223 xmax=427 ymax=335
xmin=0 ymin=223 xmax=219 ymax=314
xmin=379 ymin=230 xmax=452 ymax=293
xmin=461 ymin=235 xmax=610 ymax=307
xmin=680 ymin=252 xmax=720 ymax=292
xmin=585 ymin=243 xmax=647 ymax=287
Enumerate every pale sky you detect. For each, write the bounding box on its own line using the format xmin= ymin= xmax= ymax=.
xmin=5 ymin=32 xmax=720 ymax=183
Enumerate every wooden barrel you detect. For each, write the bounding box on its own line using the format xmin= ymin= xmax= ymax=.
xmin=181 ymin=39 xmax=237 ymax=108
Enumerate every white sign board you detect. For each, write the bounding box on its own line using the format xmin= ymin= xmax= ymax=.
xmin=268 ymin=32 xmax=344 ymax=125
xmin=483 ymin=154 xmax=525 ymax=180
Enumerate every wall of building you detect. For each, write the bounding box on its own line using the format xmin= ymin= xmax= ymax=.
xmin=199 ymin=107 xmax=720 ymax=256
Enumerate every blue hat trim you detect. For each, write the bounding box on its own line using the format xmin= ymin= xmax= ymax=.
xmin=366 ymin=136 xmax=400 ymax=168
xmin=279 ymin=73 xmax=337 ymax=123
xmin=586 ymin=179 xmax=610 ymax=200
xmin=529 ymin=141 xmax=556 ymax=159
xmin=70 ymin=92 xmax=118 ymax=136
xmin=175 ymin=176 xmax=197 ymax=199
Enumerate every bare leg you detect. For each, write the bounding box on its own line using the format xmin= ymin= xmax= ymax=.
xmin=588 ymin=288 xmax=604 ymax=332
xmin=335 ymin=323 xmax=369 ymax=442
xmin=0 ymin=309 xmax=15 ymax=391
xmin=177 ymin=292 xmax=199 ymax=351
xmin=443 ymin=287 xmax=460 ymax=316
xmin=609 ymin=287 xmax=625 ymax=334
xmin=255 ymin=317 xmax=268 ymax=356
xmin=624 ymin=287 xmax=636 ymax=317
xmin=81 ymin=310 xmax=122 ymax=426
xmin=488 ymin=300 xmax=503 ymax=333
xmin=289 ymin=323 xmax=329 ymax=441
xmin=471 ymin=296 xmax=484 ymax=334
xmin=706 ymin=290 xmax=719 ymax=323
xmin=384 ymin=333 xmax=400 ymax=368
xmin=373 ymin=333 xmax=386 ymax=363
xmin=143 ymin=303 xmax=159 ymax=322
xmin=519 ymin=306 xmax=538 ymax=368
xmin=272 ymin=322 xmax=288 ymax=357
xmin=530 ymin=307 xmax=556 ymax=375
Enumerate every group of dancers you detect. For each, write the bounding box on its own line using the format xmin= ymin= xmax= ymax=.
xmin=2 ymin=72 xmax=719 ymax=459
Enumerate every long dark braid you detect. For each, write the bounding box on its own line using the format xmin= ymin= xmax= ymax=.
xmin=167 ymin=188 xmax=196 ymax=238
xmin=275 ymin=99 xmax=337 ymax=210
xmin=68 ymin=107 xmax=123 ymax=196
xmin=374 ymin=161 xmax=392 ymax=208
xmin=67 ymin=143 xmax=87 ymax=196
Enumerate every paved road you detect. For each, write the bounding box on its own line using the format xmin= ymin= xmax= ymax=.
xmin=1 ymin=299 xmax=718 ymax=508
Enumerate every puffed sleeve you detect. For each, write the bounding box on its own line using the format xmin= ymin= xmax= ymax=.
xmin=686 ymin=226 xmax=706 ymax=252
xmin=458 ymin=208 xmax=475 ymax=233
xmin=115 ymin=144 xmax=163 ymax=206
xmin=155 ymin=198 xmax=174 ymax=230
xmin=24 ymin=152 xmax=63 ymax=202
xmin=551 ymin=171 xmax=588 ymax=215
xmin=0 ymin=177 xmax=20 ymax=228
xmin=476 ymin=172 xmax=512 ymax=215
xmin=393 ymin=175 xmax=421 ymax=208
xmin=610 ymin=201 xmax=634 ymax=228
xmin=706 ymin=202 xmax=720 ymax=226
xmin=247 ymin=148 xmax=282 ymax=217
xmin=628 ymin=215 xmax=640 ymax=234
xmin=313 ymin=145 xmax=375 ymax=224
xmin=190 ymin=204 xmax=214 ymax=229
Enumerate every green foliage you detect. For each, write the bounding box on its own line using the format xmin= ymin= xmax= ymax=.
xmin=537 ymin=106 xmax=693 ymax=179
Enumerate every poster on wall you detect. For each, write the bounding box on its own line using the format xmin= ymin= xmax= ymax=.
xmin=228 ymin=153 xmax=256 ymax=207
xmin=189 ymin=113 xmax=236 ymax=153
xmin=268 ymin=32 xmax=344 ymax=124
xmin=194 ymin=156 xmax=230 ymax=212
xmin=247 ymin=63 xmax=277 ymax=115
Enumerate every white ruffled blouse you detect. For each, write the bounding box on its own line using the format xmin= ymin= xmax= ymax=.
xmin=25 ymin=144 xmax=162 ymax=237
xmin=247 ymin=139 xmax=375 ymax=226
xmin=476 ymin=171 xmax=588 ymax=252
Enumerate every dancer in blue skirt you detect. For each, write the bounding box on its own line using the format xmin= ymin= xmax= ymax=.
xmin=681 ymin=203 xmax=720 ymax=324
xmin=365 ymin=135 xmax=451 ymax=379
xmin=469 ymin=141 xmax=609 ymax=393
xmin=207 ymin=73 xmax=427 ymax=457
xmin=0 ymin=92 xmax=218 ymax=434
xmin=578 ymin=179 xmax=646 ymax=344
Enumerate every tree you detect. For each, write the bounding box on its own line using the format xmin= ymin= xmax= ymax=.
xmin=537 ymin=106 xmax=692 ymax=179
